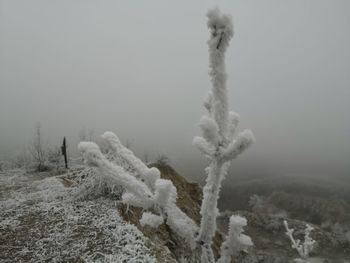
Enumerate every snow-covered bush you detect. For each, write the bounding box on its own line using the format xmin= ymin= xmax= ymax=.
xmin=79 ymin=132 xmax=199 ymax=248
xmin=284 ymin=220 xmax=316 ymax=262
xmin=193 ymin=8 xmax=254 ymax=263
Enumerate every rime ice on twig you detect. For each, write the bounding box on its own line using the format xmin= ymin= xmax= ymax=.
xmin=101 ymin=132 xmax=160 ymax=190
xmin=284 ymin=220 xmax=316 ymax=263
xmin=193 ymin=8 xmax=254 ymax=263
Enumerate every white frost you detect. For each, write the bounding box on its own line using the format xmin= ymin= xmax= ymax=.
xmin=217 ymin=215 xmax=253 ymax=263
xmin=140 ymin=212 xmax=164 ymax=228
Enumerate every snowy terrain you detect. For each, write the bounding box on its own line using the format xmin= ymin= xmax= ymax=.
xmin=1 ymin=165 xmax=350 ymax=262
xmin=0 ymin=168 xmax=158 ymax=263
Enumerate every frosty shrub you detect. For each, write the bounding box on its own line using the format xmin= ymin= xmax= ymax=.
xmin=193 ymin=8 xmax=254 ymax=263
xmin=78 ymin=132 xmax=198 ymax=248
xmin=284 ymin=220 xmax=316 ymax=263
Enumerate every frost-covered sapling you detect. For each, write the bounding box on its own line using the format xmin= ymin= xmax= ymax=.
xmin=284 ymin=220 xmax=316 ymax=263
xmin=193 ymin=8 xmax=254 ymax=262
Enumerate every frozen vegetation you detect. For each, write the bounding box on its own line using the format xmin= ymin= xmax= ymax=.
xmin=79 ymin=132 xmax=198 ymax=249
xmin=2 ymin=162 xmax=348 ymax=262
xmin=0 ymin=169 xmax=157 ymax=262
xmin=284 ymin=220 xmax=316 ymax=263
xmin=1 ymin=6 xmax=350 ymax=263
xmin=78 ymin=8 xmax=255 ymax=263
xmin=193 ymin=8 xmax=254 ymax=263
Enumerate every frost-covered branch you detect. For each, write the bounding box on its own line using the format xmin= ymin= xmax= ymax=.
xmin=217 ymin=215 xmax=253 ymax=263
xmin=284 ymin=220 xmax=316 ymax=262
xmin=78 ymin=142 xmax=154 ymax=208
xmin=79 ymin=133 xmax=198 ymax=248
xmin=193 ymin=8 xmax=254 ymax=262
xmin=101 ymin=131 xmax=160 ymax=190
xmin=222 ymin=130 xmax=255 ymax=162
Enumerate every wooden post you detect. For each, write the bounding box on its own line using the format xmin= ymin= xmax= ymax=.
xmin=61 ymin=137 xmax=68 ymax=169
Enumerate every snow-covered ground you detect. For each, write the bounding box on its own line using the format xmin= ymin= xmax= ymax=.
xmin=2 ymin=165 xmax=349 ymax=263
xmin=0 ymin=169 xmax=157 ymax=263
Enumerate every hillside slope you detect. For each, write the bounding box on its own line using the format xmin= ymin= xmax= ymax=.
xmin=0 ymin=169 xmax=172 ymax=262
xmin=1 ymin=165 xmax=350 ymax=262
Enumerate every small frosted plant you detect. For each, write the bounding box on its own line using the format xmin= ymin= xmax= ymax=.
xmin=193 ymin=8 xmax=254 ymax=263
xmin=284 ymin=220 xmax=316 ymax=263
xmin=217 ymin=215 xmax=253 ymax=263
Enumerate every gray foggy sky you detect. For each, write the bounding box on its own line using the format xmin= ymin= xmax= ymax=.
xmin=0 ymin=0 xmax=349 ymax=180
